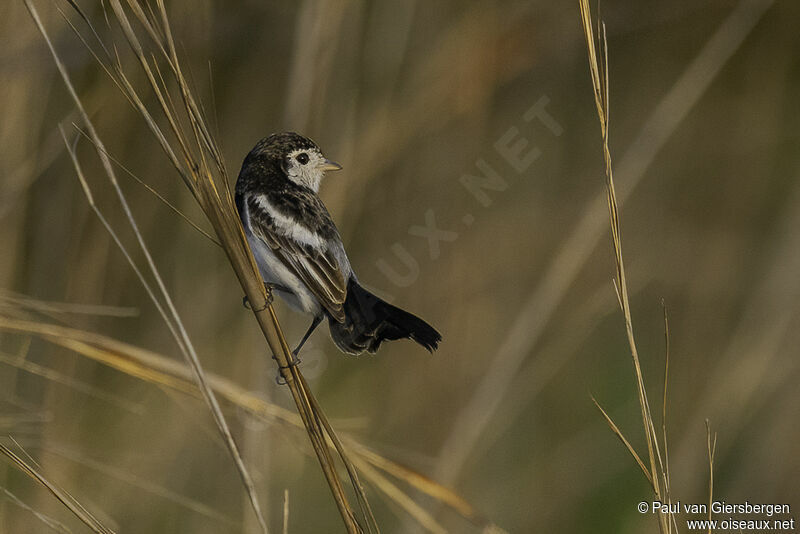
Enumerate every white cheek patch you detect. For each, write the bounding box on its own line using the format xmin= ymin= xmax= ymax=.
xmin=285 ymin=159 xmax=302 ymax=182
xmin=254 ymin=194 xmax=327 ymax=250
xmin=286 ymin=148 xmax=326 ymax=191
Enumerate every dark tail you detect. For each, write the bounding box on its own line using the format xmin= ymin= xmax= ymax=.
xmin=328 ymin=279 xmax=441 ymax=355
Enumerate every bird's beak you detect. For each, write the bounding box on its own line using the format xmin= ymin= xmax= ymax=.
xmin=320 ymin=159 xmax=343 ymax=172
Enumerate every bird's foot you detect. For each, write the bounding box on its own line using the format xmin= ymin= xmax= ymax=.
xmin=272 ymin=353 xmax=302 ymax=385
xmin=242 ymin=291 xmax=272 ymax=312
xmin=242 ymin=282 xmax=286 ymax=311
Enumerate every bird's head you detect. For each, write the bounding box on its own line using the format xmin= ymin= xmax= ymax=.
xmin=246 ymin=132 xmax=341 ymax=193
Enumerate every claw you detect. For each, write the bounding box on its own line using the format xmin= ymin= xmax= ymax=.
xmin=271 ymin=353 xmax=301 ymax=385
xmin=242 ymin=285 xmax=274 ymax=311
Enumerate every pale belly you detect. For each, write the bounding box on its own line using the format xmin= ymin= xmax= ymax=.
xmin=244 ymin=229 xmax=322 ymax=316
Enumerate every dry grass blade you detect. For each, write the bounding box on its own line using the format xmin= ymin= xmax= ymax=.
xmin=25 ymin=3 xmax=269 ymax=529
xmin=298 ymin=372 xmax=378 ymax=531
xmin=705 ymin=420 xmax=716 ymax=531
xmin=661 ymin=302 xmax=670 ymax=457
xmin=74 ymin=2 xmax=372 ymax=529
xmin=437 ymin=0 xmax=773 ymax=491
xmin=61 ymin=120 xmax=268 ymax=531
xmin=0 ymin=351 xmax=144 ymax=415
xmin=353 ymin=460 xmax=447 ymax=534
xmin=282 ymin=489 xmax=289 ymax=534
xmin=578 ymin=0 xmax=659 ymax=479
xmin=0 ymin=486 xmax=73 ymax=534
xmin=0 ymin=315 xmax=297 ymax=423
xmin=70 ymin=125 xmax=221 ymax=247
xmin=0 ymin=314 xmax=491 ymax=531
xmin=29 ymin=444 xmax=239 ymax=528
xmin=89 ymin=1 xmax=375 ymax=530
xmin=660 ymin=303 xmax=678 ymax=534
xmin=591 ymin=397 xmax=652 ymax=486
xmin=0 ymin=443 xmax=116 ymax=534
xmin=579 ymin=1 xmax=670 ymax=531
xmin=349 ymin=442 xmax=494 ymax=528
xmin=0 ymin=291 xmax=138 ymax=318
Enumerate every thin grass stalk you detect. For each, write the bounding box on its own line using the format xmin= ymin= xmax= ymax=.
xmin=0 ymin=486 xmax=73 ymax=534
xmin=351 ymin=460 xmax=446 ymax=534
xmin=705 ymin=421 xmax=716 ymax=532
xmin=661 ymin=302 xmax=670 ymax=487
xmin=437 ymin=0 xmax=773 ymax=491
xmin=282 ymin=489 xmax=289 ymax=534
xmin=110 ymin=6 xmax=372 ymax=526
xmin=0 ymin=443 xmax=116 ymax=534
xmin=0 ymin=351 xmax=143 ymax=415
xmin=299 ymin=373 xmax=378 ymax=532
xmin=661 ymin=303 xmax=678 ymax=534
xmin=62 ymin=125 xmax=269 ymax=532
xmin=14 ymin=441 xmax=241 ymax=528
xmin=0 ymin=291 xmax=138 ymax=318
xmin=25 ymin=4 xmax=269 ymax=531
xmin=30 ymin=3 xmax=381 ymax=529
xmin=578 ymin=2 xmax=670 ymax=532
xmin=70 ymin=126 xmax=220 ymax=246
xmin=0 ymin=314 xmax=497 ymax=531
xmin=237 ymin=264 xmax=364 ymax=533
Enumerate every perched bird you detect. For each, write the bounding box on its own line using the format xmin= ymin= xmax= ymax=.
xmin=235 ymin=132 xmax=441 ymax=356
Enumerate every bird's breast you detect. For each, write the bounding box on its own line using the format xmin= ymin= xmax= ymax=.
xmin=244 ymin=227 xmax=321 ymax=316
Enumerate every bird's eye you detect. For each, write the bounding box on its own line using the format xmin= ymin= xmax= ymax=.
xmin=296 ymin=153 xmax=309 ymax=165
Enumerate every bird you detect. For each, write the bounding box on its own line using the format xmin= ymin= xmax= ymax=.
xmin=235 ymin=131 xmax=441 ymax=357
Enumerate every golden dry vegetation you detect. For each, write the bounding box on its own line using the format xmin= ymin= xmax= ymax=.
xmin=1 ymin=1 xmax=799 ymax=533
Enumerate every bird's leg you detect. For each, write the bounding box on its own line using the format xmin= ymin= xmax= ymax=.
xmin=267 ymin=282 xmax=292 ymax=293
xmin=242 ymin=282 xmax=291 ymax=310
xmin=272 ymin=314 xmax=323 ymax=385
xmin=292 ymin=314 xmax=324 ymax=357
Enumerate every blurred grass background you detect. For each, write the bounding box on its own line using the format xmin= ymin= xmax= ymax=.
xmin=1 ymin=0 xmax=799 ymax=532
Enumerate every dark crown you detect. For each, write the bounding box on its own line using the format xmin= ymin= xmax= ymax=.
xmin=250 ymin=131 xmax=320 ymax=159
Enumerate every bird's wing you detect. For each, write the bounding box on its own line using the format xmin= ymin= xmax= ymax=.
xmin=246 ymin=194 xmax=348 ymax=322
